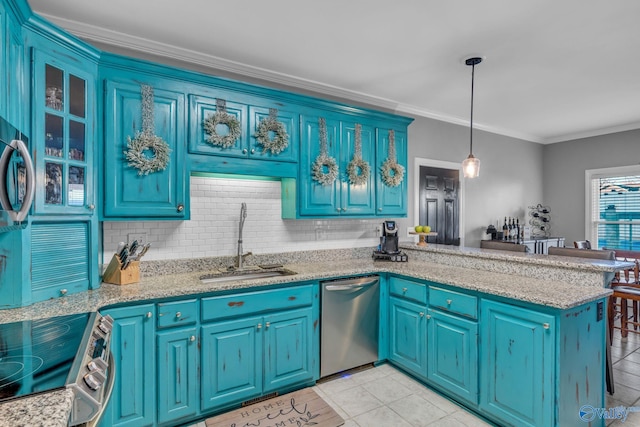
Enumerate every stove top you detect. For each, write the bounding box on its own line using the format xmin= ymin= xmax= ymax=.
xmin=0 ymin=312 xmax=90 ymax=401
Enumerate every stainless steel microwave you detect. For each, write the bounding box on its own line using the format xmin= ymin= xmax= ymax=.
xmin=0 ymin=115 xmax=34 ymax=226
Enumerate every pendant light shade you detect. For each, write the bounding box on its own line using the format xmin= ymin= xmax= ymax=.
xmin=462 ymin=56 xmax=482 ymax=178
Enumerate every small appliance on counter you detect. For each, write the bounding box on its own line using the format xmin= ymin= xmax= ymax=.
xmin=373 ymin=220 xmax=408 ymax=262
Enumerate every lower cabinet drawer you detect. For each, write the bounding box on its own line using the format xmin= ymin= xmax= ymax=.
xmin=390 ymin=277 xmax=427 ymax=304
xmin=157 ymin=299 xmax=198 ymax=328
xmin=429 ymin=286 xmax=477 ymax=319
xmin=201 ymin=285 xmax=314 ymax=322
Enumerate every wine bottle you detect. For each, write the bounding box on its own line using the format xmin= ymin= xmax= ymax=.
xmin=503 ymin=217 xmax=508 ymax=241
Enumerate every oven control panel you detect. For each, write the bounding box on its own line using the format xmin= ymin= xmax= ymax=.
xmin=66 ymin=313 xmax=114 ymax=426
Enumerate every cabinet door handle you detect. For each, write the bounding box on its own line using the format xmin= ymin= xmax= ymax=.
xmin=402 ymin=287 xmax=408 ymax=293
xmin=177 ymin=204 xmax=184 ymax=212
xmin=265 ymin=322 xmax=270 ymax=329
xmin=88 ymin=204 xmax=95 ymax=210
xmin=257 ymin=323 xmax=262 ymax=330
xmin=446 ymin=299 xmax=452 ymax=305
xmin=336 ymin=208 xmax=341 ymax=212
xmin=190 ymin=335 xmax=196 ymax=342
xmin=419 ymin=312 xmax=424 ymax=317
xmin=146 ymin=312 xmax=153 ymax=318
xmin=426 ymin=314 xmax=432 ymax=320
xmin=543 ymin=323 xmax=550 ymax=329
xmin=250 ymin=148 xmax=255 ymax=154
xmin=175 ymin=312 xmax=181 ymax=318
xmin=342 ymin=208 xmax=347 ymax=212
xmin=378 ymin=208 xmax=382 ymax=211
xmin=60 ymin=289 xmax=68 ymax=296
xmin=242 ymin=149 xmax=248 ymax=155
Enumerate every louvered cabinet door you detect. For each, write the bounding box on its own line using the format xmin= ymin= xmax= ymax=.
xmin=30 ymin=221 xmax=97 ymax=302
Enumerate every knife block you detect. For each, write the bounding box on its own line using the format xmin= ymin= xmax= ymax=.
xmin=102 ymin=254 xmax=140 ymax=285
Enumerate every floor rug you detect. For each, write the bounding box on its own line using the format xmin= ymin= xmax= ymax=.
xmin=205 ymin=387 xmax=344 ymax=427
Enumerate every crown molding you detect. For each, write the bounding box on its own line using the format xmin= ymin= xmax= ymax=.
xmin=37 ymin=13 xmax=640 ymax=146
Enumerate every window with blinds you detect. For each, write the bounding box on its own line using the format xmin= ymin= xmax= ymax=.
xmin=591 ymin=175 xmax=640 ymax=250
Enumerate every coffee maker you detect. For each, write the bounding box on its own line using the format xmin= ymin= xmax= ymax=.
xmin=373 ymin=220 xmax=407 ymax=261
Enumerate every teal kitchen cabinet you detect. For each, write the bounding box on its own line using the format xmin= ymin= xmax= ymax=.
xmin=100 ymin=304 xmax=156 ymax=427
xmin=263 ymin=308 xmax=314 ymax=393
xmin=32 ymin=48 xmax=96 ymax=215
xmin=102 ymin=76 xmax=188 ymax=219
xmin=156 ymin=299 xmax=199 ymax=425
xmin=200 ymin=285 xmax=316 ymax=411
xmin=426 ymin=286 xmax=478 ymax=404
xmin=188 ymin=93 xmax=299 ymax=166
xmin=388 ymin=277 xmax=428 ymax=377
xmin=0 ymin=0 xmax=26 ymax=128
xmin=200 ymin=316 xmax=262 ymax=410
xmin=296 ymin=114 xmax=375 ymax=217
xmin=480 ymin=299 xmax=554 ymax=427
xmin=376 ymin=126 xmax=408 ymax=216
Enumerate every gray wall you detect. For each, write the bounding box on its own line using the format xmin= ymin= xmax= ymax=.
xmin=403 ymin=116 xmax=545 ymax=247
xmin=542 ymin=128 xmax=640 ymax=246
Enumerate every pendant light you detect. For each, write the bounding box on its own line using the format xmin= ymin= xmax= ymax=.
xmin=462 ymin=56 xmax=482 ymax=178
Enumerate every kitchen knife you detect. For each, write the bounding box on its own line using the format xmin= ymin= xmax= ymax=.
xmin=119 ymin=248 xmax=129 ymax=269
xmin=135 ymin=243 xmax=151 ymax=260
xmin=129 ymin=240 xmax=139 ymax=259
xmin=118 ymin=243 xmax=129 ymax=260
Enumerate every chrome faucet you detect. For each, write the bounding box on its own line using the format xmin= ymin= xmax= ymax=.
xmin=236 ymin=202 xmax=252 ymax=269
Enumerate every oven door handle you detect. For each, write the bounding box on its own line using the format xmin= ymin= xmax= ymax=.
xmin=84 ymin=352 xmax=116 ymax=427
xmin=0 ymin=139 xmax=35 ymax=223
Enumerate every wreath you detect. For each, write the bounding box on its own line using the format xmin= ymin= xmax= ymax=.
xmin=380 ymin=129 xmax=405 ymax=187
xmin=380 ymin=158 xmax=405 ymax=187
xmin=204 ymin=110 xmax=241 ymax=148
xmin=255 ymin=113 xmax=289 ymax=154
xmin=312 ymin=154 xmax=339 ymax=186
xmin=311 ymin=117 xmax=339 ymax=186
xmin=124 ymin=84 xmax=171 ymax=175
xmin=125 ymin=131 xmax=172 ymax=175
xmin=346 ymin=123 xmax=370 ymax=185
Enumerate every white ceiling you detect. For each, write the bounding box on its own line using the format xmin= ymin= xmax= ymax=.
xmin=28 ymin=0 xmax=640 ymax=144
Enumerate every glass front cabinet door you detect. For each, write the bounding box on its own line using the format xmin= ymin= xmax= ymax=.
xmin=32 ymin=50 xmax=95 ymax=215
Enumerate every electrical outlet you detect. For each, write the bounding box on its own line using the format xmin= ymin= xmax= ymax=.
xmin=127 ymin=232 xmax=147 ymax=245
xmin=315 ymin=229 xmax=326 ymax=241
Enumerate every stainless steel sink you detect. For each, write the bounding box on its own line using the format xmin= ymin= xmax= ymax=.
xmin=199 ymin=268 xmax=296 ymax=284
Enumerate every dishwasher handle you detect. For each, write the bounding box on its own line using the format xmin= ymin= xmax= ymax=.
xmin=323 ymin=276 xmax=379 ymax=291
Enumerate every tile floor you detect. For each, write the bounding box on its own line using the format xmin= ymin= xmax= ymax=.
xmin=188 ymin=325 xmax=640 ymax=427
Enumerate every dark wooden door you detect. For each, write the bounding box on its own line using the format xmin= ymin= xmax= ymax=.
xmin=419 ymin=166 xmax=460 ymax=245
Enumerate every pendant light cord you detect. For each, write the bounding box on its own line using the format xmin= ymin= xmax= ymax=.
xmin=469 ymin=62 xmax=475 ymax=156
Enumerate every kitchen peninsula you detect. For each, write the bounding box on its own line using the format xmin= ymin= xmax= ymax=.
xmin=0 ymin=246 xmax=627 ymax=427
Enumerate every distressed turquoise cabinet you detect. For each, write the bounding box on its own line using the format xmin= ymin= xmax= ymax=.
xmin=188 ymin=94 xmax=298 ymax=164
xmin=157 ymin=327 xmax=198 ymax=425
xmin=201 ymin=307 xmax=314 ymax=411
xmin=389 ymin=296 xmax=427 ymax=377
xmin=480 ymin=300 xmax=554 ymax=427
xmin=376 ymin=126 xmax=408 ymax=216
xmin=263 ymin=308 xmax=314 ymax=393
xmin=102 ymin=77 xmax=187 ymax=219
xmin=426 ymin=309 xmax=478 ymax=404
xmin=296 ymin=114 xmax=375 ymax=217
xmin=388 ymin=276 xmax=428 ymax=377
xmin=100 ymin=304 xmax=156 ymax=427
xmin=32 ymin=48 xmax=96 ymax=215
xmin=156 ymin=298 xmax=199 ymax=425
xmin=200 ymin=316 xmax=262 ymax=411
xmin=0 ymin=0 xmax=25 ymax=128
xmin=200 ymin=284 xmax=316 ymax=411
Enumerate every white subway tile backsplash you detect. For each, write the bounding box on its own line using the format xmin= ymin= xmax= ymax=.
xmin=102 ymin=176 xmax=387 ymax=261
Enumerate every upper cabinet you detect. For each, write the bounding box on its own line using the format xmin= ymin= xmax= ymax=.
xmin=0 ymin=0 xmax=25 ymax=128
xmin=283 ymin=114 xmax=409 ymax=219
xmin=187 ymin=88 xmax=299 ymax=178
xmin=32 ymin=49 xmax=96 ymax=215
xmin=376 ymin=126 xmax=408 ymax=216
xmin=296 ymin=114 xmax=375 ymax=217
xmin=102 ymin=74 xmax=188 ymax=219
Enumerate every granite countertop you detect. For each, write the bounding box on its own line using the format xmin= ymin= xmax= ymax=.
xmin=0 ymin=251 xmax=614 ymax=426
xmin=0 ymin=256 xmax=612 ymax=325
xmin=400 ymin=243 xmax=632 ymax=273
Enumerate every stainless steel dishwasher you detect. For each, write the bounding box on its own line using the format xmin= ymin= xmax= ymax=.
xmin=320 ymin=275 xmax=380 ymax=377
